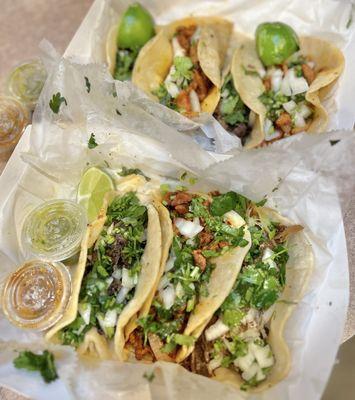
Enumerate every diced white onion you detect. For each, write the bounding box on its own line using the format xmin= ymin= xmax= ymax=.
xmin=282 ymin=100 xmax=297 ymax=114
xmin=186 ymin=238 xmax=195 ymax=246
xmin=122 ymin=268 xmax=136 ymax=289
xmin=287 ymin=68 xmax=309 ymax=95
xmin=205 ymin=319 xmax=230 ymax=341
xmin=112 ymin=269 xmax=122 ymax=281
xmin=175 ymin=217 xmax=203 ymax=239
xmin=165 ymin=81 xmax=180 ymax=98
xmin=235 ymin=351 xmax=255 ymax=372
xmin=78 ymin=303 xmax=91 ymax=325
xmin=208 ymin=356 xmax=223 ymax=371
xmin=262 ymin=248 xmax=277 ymax=269
xmin=298 ymin=103 xmax=312 ymax=119
xmin=239 ymin=328 xmax=260 ymax=340
xmin=241 ymin=308 xmax=259 ymax=327
xmin=103 ymin=309 xmax=118 ymax=327
xmin=161 ymin=284 xmax=175 ymax=310
xmin=116 ymin=287 xmax=130 ymax=303
xmin=280 ymin=73 xmax=292 ymax=96
xmin=263 ymin=118 xmax=274 ymax=135
xmin=106 ymin=223 xmax=114 ymax=235
xmin=256 ymin=368 xmax=266 ymax=381
xmin=241 ymin=362 xmax=260 ymax=381
xmin=189 ymin=90 xmax=201 ymax=113
xmin=175 ymin=281 xmax=185 ymax=298
xmin=106 ymin=277 xmax=114 ymax=287
xmin=158 ymin=274 xmax=170 ymax=291
xmin=165 ymin=253 xmax=176 ymax=272
xmin=250 ymin=343 xmax=274 ymax=369
xmin=172 ymin=37 xmax=186 ymax=57
xmin=265 ymin=129 xmax=282 ymax=142
xmin=294 ymin=112 xmax=306 ymax=128
xmin=271 ymin=69 xmax=283 ymax=92
xmin=223 ymin=210 xmax=245 ymax=229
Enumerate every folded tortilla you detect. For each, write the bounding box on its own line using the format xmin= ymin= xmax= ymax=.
xmin=132 ymin=17 xmax=233 ymax=114
xmin=45 ymin=178 xmax=162 ymax=360
xmin=201 ymin=207 xmax=314 ymax=391
xmin=232 ymin=36 xmax=344 ymax=148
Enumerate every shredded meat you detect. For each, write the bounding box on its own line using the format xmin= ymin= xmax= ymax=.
xmin=199 ymin=231 xmax=214 ymax=246
xmin=275 ymin=112 xmax=292 ymax=134
xmin=106 ymin=233 xmax=127 ymax=268
xmin=301 ymin=63 xmax=316 ymax=85
xmin=193 ymin=250 xmax=207 ymax=271
xmin=170 ymin=191 xmax=193 ymax=207
xmin=190 ymin=69 xmax=210 ymax=102
xmin=148 ymin=333 xmax=175 ymax=362
xmin=176 ymin=90 xmax=192 ymax=113
xmin=175 ymin=204 xmax=189 ymax=215
xmin=263 ymin=76 xmax=272 ymax=91
xmin=176 ymin=25 xmax=197 ymax=52
xmin=128 ymin=331 xmax=153 ymax=361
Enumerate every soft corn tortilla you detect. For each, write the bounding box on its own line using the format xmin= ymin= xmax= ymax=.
xmin=132 ymin=17 xmax=233 ymax=113
xmin=126 ymin=191 xmax=252 ymax=363
xmin=46 ymin=178 xmax=162 ymax=361
xmin=211 ymin=207 xmax=314 ymax=392
xmin=232 ymin=36 xmax=344 ymax=148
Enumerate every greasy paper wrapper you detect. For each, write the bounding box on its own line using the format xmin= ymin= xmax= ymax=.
xmin=0 ymin=2 xmax=354 ymax=400
xmin=63 ymin=0 xmax=355 ymax=153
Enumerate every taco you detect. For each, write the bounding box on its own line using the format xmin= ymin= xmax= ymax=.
xmin=231 ymin=23 xmax=344 ymax=148
xmin=132 ymin=17 xmax=233 ymax=117
xmin=181 ymin=200 xmax=314 ymax=391
xmin=124 ymin=189 xmax=252 ymax=363
xmin=45 ymin=180 xmax=162 ymax=360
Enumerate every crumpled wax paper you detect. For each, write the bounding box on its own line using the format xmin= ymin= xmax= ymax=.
xmin=0 ymin=44 xmax=354 ymax=399
xmin=63 ymin=0 xmax=355 ymax=153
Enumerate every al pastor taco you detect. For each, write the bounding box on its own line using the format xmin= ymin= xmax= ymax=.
xmin=124 ymin=190 xmax=252 ymax=363
xmin=45 ymin=179 xmax=162 ymax=360
xmin=231 ymin=22 xmax=344 ymax=148
xmin=132 ymin=17 xmax=233 ymax=117
xmin=181 ymin=199 xmax=314 ymax=391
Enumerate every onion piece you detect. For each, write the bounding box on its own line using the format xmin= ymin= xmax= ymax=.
xmin=158 ymin=274 xmax=170 ymax=291
xmin=103 ymin=309 xmax=118 ymax=327
xmin=294 ymin=112 xmax=306 ymax=128
xmin=78 ymin=303 xmax=91 ymax=325
xmin=161 ymin=284 xmax=175 ymax=310
xmin=175 ymin=217 xmax=203 ymax=239
xmin=165 ymin=253 xmax=176 ymax=272
xmin=116 ymin=287 xmax=130 ymax=303
xmin=250 ymin=342 xmax=274 ymax=369
xmin=205 ymin=319 xmax=229 ymax=341
xmin=235 ymin=351 xmax=255 ymax=372
xmin=172 ymin=37 xmax=186 ymax=57
xmin=122 ymin=268 xmax=136 ymax=289
xmin=189 ymin=90 xmax=201 ymax=113
xmin=241 ymin=362 xmax=260 ymax=381
xmin=271 ymin=69 xmax=283 ymax=92
xmin=175 ymin=281 xmax=184 ymax=298
xmin=112 ymin=269 xmax=122 ymax=281
xmin=223 ymin=210 xmax=245 ymax=229
xmin=262 ymin=248 xmax=277 ymax=269
xmin=208 ymin=355 xmax=223 ymax=372
xmin=282 ymin=100 xmax=297 ymax=114
xmin=288 ymin=69 xmax=309 ymax=95
xmin=298 ymin=103 xmax=312 ymax=119
xmin=280 ymin=73 xmax=292 ymax=96
xmin=165 ymin=81 xmax=180 ymax=98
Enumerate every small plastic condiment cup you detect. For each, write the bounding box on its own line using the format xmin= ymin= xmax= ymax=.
xmin=6 ymin=59 xmax=47 ymax=111
xmin=21 ymin=199 xmax=87 ymax=262
xmin=0 ymin=96 xmax=30 ymax=161
xmin=1 ymin=259 xmax=71 ymax=331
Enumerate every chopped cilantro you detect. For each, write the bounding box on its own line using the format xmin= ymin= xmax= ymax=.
xmin=143 ymin=371 xmax=155 ymax=382
xmin=88 ymin=133 xmax=98 ymax=149
xmin=152 ymin=84 xmax=177 ymax=110
xmin=13 ymin=350 xmax=58 ymax=383
xmin=85 ymin=76 xmax=91 ymax=93
xmin=49 ymin=92 xmax=67 ymax=114
xmin=172 ymin=56 xmax=193 ymax=83
xmin=118 ymin=166 xmax=150 ymax=181
xmin=114 ymin=48 xmax=138 ymax=81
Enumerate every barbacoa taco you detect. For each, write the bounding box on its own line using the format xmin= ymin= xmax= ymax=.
xmin=124 ymin=189 xmax=252 ymax=363
xmin=132 ymin=17 xmax=233 ymax=117
xmin=230 ymin=22 xmax=344 ymax=148
xmin=45 ymin=180 xmax=162 ymax=360
xmin=181 ymin=199 xmax=313 ymax=391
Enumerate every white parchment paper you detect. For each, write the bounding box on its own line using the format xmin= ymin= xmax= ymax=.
xmin=0 ymin=41 xmax=354 ymax=399
xmin=64 ymin=0 xmax=355 ymax=153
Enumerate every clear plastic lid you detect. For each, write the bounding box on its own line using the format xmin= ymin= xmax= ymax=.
xmin=0 ymin=96 xmax=29 ymax=157
xmin=1 ymin=260 xmax=71 ymax=331
xmin=21 ymin=199 xmax=87 ymax=262
xmin=6 ymin=59 xmax=47 ymax=110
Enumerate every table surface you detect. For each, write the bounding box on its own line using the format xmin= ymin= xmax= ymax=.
xmin=0 ymin=0 xmax=354 ymax=343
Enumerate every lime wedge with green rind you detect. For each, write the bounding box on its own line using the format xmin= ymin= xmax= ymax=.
xmin=77 ymin=167 xmax=114 ymax=223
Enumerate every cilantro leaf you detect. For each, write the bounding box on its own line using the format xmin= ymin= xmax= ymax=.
xmin=49 ymin=92 xmax=67 ymax=114
xmin=13 ymin=350 xmax=58 ymax=383
xmin=143 ymin=371 xmax=155 ymax=382
xmin=172 ymin=56 xmax=194 ymax=82
xmin=85 ymin=76 xmax=91 ymax=93
xmin=88 ymin=133 xmax=98 ymax=149
xmin=210 ymin=191 xmax=239 ymax=216
xmin=173 ymin=334 xmax=195 ymax=347
xmin=118 ymin=166 xmax=151 ymax=181
xmin=114 ymin=48 xmax=138 ymax=81
xmin=152 ymin=84 xmax=177 ymax=110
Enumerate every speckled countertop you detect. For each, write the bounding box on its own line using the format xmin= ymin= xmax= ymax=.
xmin=0 ymin=0 xmax=354 ymax=342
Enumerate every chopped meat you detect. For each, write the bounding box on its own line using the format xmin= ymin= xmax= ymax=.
xmin=193 ymin=250 xmax=206 ymax=271
xmin=175 ymin=204 xmax=189 ymax=215
xmin=106 ymin=233 xmax=126 ymax=268
xmin=189 ymin=43 xmax=199 ymax=65
xmin=274 ymin=224 xmax=303 ymax=242
xmin=148 ymin=333 xmax=174 ymax=362
xmin=302 ymin=63 xmax=316 ymax=85
xmin=107 ymin=279 xmax=121 ymax=296
xmin=275 ymin=112 xmax=292 ymax=134
xmin=199 ymin=231 xmax=214 ymax=246
xmin=190 ymin=69 xmax=210 ymax=102
xmin=218 ymin=241 xmax=229 ymax=248
xmin=176 ymin=90 xmax=192 ymax=113
xmin=263 ymin=76 xmax=272 ymax=91
xmin=128 ymin=331 xmax=153 ymax=361
xmin=170 ymin=191 xmax=193 ymax=206
xmin=176 ymin=25 xmax=197 ymax=52
xmin=232 ymin=123 xmax=248 ymax=138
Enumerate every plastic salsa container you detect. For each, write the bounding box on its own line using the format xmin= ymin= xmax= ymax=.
xmin=6 ymin=59 xmax=47 ymax=110
xmin=21 ymin=199 xmax=87 ymax=262
xmin=0 ymin=96 xmax=29 ymax=161
xmin=1 ymin=260 xmax=71 ymax=331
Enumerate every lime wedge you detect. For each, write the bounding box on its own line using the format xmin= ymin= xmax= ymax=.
xmin=77 ymin=167 xmax=114 ymax=223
